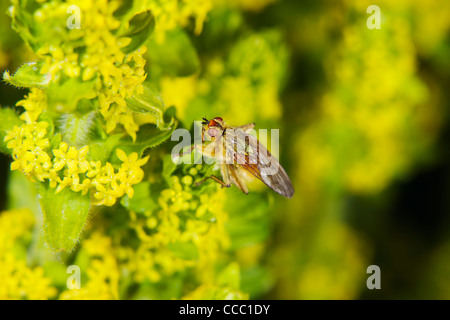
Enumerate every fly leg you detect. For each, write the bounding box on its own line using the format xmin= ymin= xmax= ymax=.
xmin=179 ymin=144 xmax=196 ymax=156
xmin=195 ymin=164 xmax=231 ymax=188
xmin=195 ymin=175 xmax=230 ymax=188
xmin=179 ymin=144 xmax=212 ymax=158
xmin=184 ymin=142 xmax=226 ymax=187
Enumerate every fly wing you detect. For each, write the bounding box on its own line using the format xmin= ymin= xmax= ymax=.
xmin=224 ymin=128 xmax=294 ymax=198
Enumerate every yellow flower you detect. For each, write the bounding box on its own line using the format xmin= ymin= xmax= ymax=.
xmin=116 ymin=149 xmax=144 ymax=168
xmin=0 ymin=209 xmax=57 ymax=299
xmin=92 ymin=185 xmax=117 ymax=207
xmin=6 ymin=120 xmax=148 ymax=205
xmin=44 ymin=169 xmax=61 ymax=189
xmin=6 ymin=122 xmax=51 ymax=179
xmin=52 ymin=142 xmax=89 ymax=174
xmin=55 ymin=175 xmax=73 ymax=194
xmin=59 ymin=231 xmax=120 ymax=300
xmin=16 ymin=88 xmax=47 ymax=123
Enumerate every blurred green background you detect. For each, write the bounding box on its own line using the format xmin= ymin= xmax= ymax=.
xmin=1 ymin=0 xmax=450 ymax=299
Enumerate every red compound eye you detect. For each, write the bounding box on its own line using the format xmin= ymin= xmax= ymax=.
xmin=213 ymin=117 xmax=223 ymax=122
xmin=208 ymin=119 xmax=218 ymax=127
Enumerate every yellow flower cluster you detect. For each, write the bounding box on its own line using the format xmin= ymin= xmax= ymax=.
xmin=0 ymin=209 xmax=57 ymax=299
xmin=161 ymin=31 xmax=287 ymax=126
xmin=52 ymin=167 xmax=233 ymax=299
xmin=97 ymin=48 xmax=147 ymax=141
xmin=295 ymin=222 xmax=368 ymax=299
xmin=126 ymin=171 xmax=230 ymax=285
xmin=59 ymin=232 xmax=120 ymax=299
xmin=182 ymin=262 xmax=249 ymax=300
xmin=30 ymin=0 xmax=216 ymax=139
xmin=5 ymin=88 xmax=149 ymax=207
xmin=273 ymin=0 xmax=450 ymax=300
xmin=33 ymin=0 xmax=148 ymax=139
xmin=296 ymin=2 xmax=440 ymax=195
xmin=147 ymin=0 xmax=213 ymax=42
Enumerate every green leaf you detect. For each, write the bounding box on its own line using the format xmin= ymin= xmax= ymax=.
xmin=125 ymin=84 xmax=174 ymax=130
xmin=43 ymin=261 xmax=71 ymax=288
xmin=217 ymin=262 xmax=241 ymax=290
xmin=7 ymin=170 xmax=38 ymax=211
xmin=167 ymin=241 xmax=199 ymax=261
xmin=116 ymin=123 xmax=176 ymax=157
xmin=8 ymin=0 xmax=40 ymax=51
xmin=227 ymin=30 xmax=289 ymax=88
xmin=38 ymin=184 xmax=92 ymax=253
xmin=146 ymin=27 xmax=200 ymax=77
xmin=3 ymin=61 xmax=50 ymax=88
xmin=7 ymin=173 xmax=66 ymax=268
xmin=225 ymin=192 xmax=272 ymax=250
xmin=0 ymin=107 xmax=24 ymax=154
xmin=118 ymin=10 xmax=155 ymax=54
xmin=50 ymin=132 xmax=62 ymax=150
xmin=162 ymin=154 xmax=177 ymax=185
xmin=9 ymin=1 xmax=76 ymax=52
xmin=91 ymin=123 xmax=176 ymax=166
xmin=126 ymin=85 xmax=164 ymax=113
xmin=163 ymin=106 xmax=176 ymax=126
xmin=37 ymin=110 xmax=56 ymax=136
xmin=120 ymin=182 xmax=157 ymax=213
xmin=240 ymin=266 xmax=274 ymax=298
xmin=47 ymin=78 xmax=96 ymax=113
xmin=88 ymin=134 xmax=123 ymax=163
xmin=59 ymin=109 xmax=96 ymax=148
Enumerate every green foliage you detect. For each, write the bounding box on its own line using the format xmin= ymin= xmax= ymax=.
xmin=1 ymin=0 xmax=450 ymax=301
xmin=0 ymin=0 xmax=292 ymax=301
xmin=168 ymin=242 xmax=199 ymax=261
xmin=117 ymin=10 xmax=156 ymax=54
xmin=59 ymin=110 xmax=96 ymax=147
xmin=125 ymin=84 xmax=174 ymax=130
xmin=146 ymin=27 xmax=200 ymax=77
xmin=38 ymin=184 xmax=91 ymax=253
xmin=226 ymin=191 xmax=273 ymax=250
xmin=120 ymin=181 xmax=157 ymax=213
xmin=46 ymin=78 xmax=96 ymax=113
xmin=162 ymin=154 xmax=177 ymax=184
xmin=3 ymin=61 xmax=50 ymax=88
xmin=114 ymin=123 xmax=176 ymax=157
